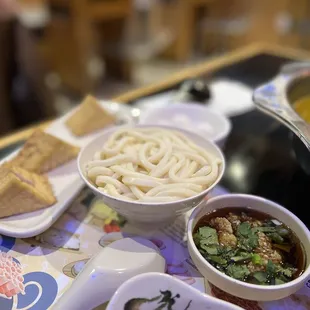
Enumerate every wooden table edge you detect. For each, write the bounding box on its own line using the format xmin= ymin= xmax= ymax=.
xmin=0 ymin=42 xmax=309 ymax=150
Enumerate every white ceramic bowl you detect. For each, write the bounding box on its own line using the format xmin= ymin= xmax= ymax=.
xmin=78 ymin=124 xmax=225 ymax=229
xmin=139 ymin=103 xmax=232 ymax=148
xmin=107 ymin=272 xmax=243 ymax=310
xmin=187 ymin=194 xmax=310 ymax=301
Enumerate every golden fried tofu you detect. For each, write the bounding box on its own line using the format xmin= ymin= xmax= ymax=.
xmin=10 ymin=130 xmax=80 ymax=173
xmin=65 ymin=95 xmax=116 ymax=136
xmin=218 ymin=231 xmax=237 ymax=247
xmin=209 ymin=217 xmax=234 ymax=234
xmin=0 ymin=165 xmax=57 ymax=218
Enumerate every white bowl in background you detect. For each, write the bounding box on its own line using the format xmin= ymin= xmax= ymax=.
xmin=139 ymin=103 xmax=232 ymax=148
xmin=107 ymin=272 xmax=243 ymax=310
xmin=78 ymin=124 xmax=225 ymax=230
xmin=187 ymin=194 xmax=310 ymax=301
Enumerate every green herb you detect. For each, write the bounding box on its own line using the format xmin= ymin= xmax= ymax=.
xmin=194 ymin=226 xmax=220 ymax=256
xmin=237 ymin=222 xmax=259 ymax=251
xmin=231 ymin=253 xmax=253 ymax=263
xmin=275 ymin=278 xmax=286 ymax=285
xmin=282 ymin=268 xmax=295 ymax=278
xmin=237 ymin=233 xmax=259 ymax=251
xmin=208 ymin=255 xmax=228 ymax=266
xmin=195 ymin=227 xmax=219 ymax=245
xmin=264 ymin=260 xmax=296 ymax=284
xmin=266 ymin=232 xmax=284 ymax=244
xmin=237 ymin=222 xmax=252 ymax=237
xmin=226 ymin=264 xmax=250 ymax=280
xmin=266 ymin=260 xmax=276 ymax=276
xmin=263 ymin=220 xmax=276 ymax=227
xmin=201 ymin=244 xmax=219 ymax=255
xmin=252 ymin=271 xmax=268 ymax=284
xmin=257 ymin=225 xmax=290 ymax=243
xmin=253 ymin=226 xmax=277 ymax=233
xmin=251 ymin=254 xmax=262 ymax=265
xmin=194 ymin=216 xmax=298 ymax=287
xmin=193 ymin=233 xmax=201 ymax=245
xmin=218 ymin=246 xmax=238 ymax=259
xmin=276 ymin=265 xmax=297 ymax=278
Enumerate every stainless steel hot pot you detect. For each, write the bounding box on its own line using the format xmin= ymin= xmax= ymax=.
xmin=253 ymin=63 xmax=310 ymax=174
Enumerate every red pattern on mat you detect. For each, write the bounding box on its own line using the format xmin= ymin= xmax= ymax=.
xmin=0 ymin=252 xmax=25 ymax=298
xmin=211 ymin=284 xmax=262 ymax=310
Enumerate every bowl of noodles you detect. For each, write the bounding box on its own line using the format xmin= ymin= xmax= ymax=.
xmin=78 ymin=125 xmax=225 ymax=229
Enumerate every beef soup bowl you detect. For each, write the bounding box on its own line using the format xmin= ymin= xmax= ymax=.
xmin=78 ymin=124 xmax=225 ymax=230
xmin=187 ymin=194 xmax=310 ymax=301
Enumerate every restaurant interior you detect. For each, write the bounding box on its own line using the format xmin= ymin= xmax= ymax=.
xmin=2 ymin=0 xmax=310 ymax=134
xmin=0 ymin=1 xmax=310 ymax=310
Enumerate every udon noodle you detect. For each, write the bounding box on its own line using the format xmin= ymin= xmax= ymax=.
xmin=86 ymin=128 xmax=222 ymax=202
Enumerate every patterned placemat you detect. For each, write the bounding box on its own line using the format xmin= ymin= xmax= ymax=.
xmin=0 ymin=187 xmax=309 ymax=310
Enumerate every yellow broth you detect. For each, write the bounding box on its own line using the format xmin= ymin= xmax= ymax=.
xmin=294 ymin=96 xmax=310 ymax=123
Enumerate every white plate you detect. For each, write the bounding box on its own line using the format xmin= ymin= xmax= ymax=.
xmin=0 ymin=101 xmax=134 ymax=238
xmin=135 ymin=79 xmax=254 ymax=117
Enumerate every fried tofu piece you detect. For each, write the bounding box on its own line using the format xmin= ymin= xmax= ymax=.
xmin=0 ymin=165 xmax=56 ymax=218
xmin=65 ymin=95 xmax=116 ymax=136
xmin=209 ymin=217 xmax=233 ymax=234
xmin=226 ymin=212 xmax=241 ymax=231
xmin=218 ymin=231 xmax=237 ymax=247
xmin=10 ymin=130 xmax=80 ymax=174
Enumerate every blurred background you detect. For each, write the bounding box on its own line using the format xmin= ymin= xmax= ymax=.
xmin=1 ymin=0 xmax=310 ymax=136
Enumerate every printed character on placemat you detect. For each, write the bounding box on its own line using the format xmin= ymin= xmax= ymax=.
xmin=63 ymin=259 xmax=89 ymax=279
xmin=124 ymin=290 xmax=192 ymax=310
xmin=0 ymin=251 xmax=58 ymax=310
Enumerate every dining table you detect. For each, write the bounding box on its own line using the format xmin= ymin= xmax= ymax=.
xmin=0 ymin=42 xmax=310 ymax=310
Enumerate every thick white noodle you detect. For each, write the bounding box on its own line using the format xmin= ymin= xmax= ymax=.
xmin=86 ymin=128 xmax=221 ymax=202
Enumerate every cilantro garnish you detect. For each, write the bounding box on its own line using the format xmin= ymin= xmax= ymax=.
xmin=208 ymin=255 xmax=228 ymax=266
xmin=252 ymin=271 xmax=268 ymax=284
xmin=193 ymin=227 xmax=220 ymax=256
xmin=266 ymin=232 xmax=284 ymax=244
xmin=194 ymin=227 xmax=219 ymax=246
xmin=266 ymin=260 xmax=276 ymax=276
xmin=201 ymin=244 xmax=218 ymax=255
xmin=251 ymin=253 xmax=262 ymax=265
xmin=237 ymin=222 xmax=252 ymax=237
xmin=226 ymin=264 xmax=250 ymax=280
xmin=231 ymin=253 xmax=252 ymax=263
xmin=237 ymin=222 xmax=258 ymax=251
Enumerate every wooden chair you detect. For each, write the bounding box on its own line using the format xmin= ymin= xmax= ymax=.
xmin=0 ymin=19 xmax=57 ymax=135
xmin=151 ymin=0 xmax=215 ymax=61
xmin=41 ymin=0 xmax=133 ymax=94
xmin=201 ymin=0 xmax=309 ymax=52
